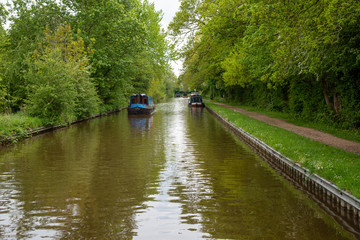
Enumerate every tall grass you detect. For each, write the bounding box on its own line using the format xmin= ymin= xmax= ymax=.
xmin=206 ymin=102 xmax=360 ymax=198
xmin=0 ymin=113 xmax=43 ymax=142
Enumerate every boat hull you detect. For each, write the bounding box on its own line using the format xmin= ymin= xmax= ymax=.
xmin=128 ymin=106 xmax=155 ymax=115
xmin=189 ymin=102 xmax=205 ymax=107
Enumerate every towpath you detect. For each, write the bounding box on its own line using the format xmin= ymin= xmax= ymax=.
xmin=210 ymin=101 xmax=360 ymax=154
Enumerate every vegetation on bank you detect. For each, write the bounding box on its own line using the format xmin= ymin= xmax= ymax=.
xmin=170 ymin=0 xmax=360 ymax=131
xmin=206 ymin=102 xmax=360 ymax=198
xmin=0 ymin=0 xmax=176 ymax=126
xmin=206 ymin=98 xmax=360 ymax=143
xmin=0 ymin=113 xmax=43 ymax=142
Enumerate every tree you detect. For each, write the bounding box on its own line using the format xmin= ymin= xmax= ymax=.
xmin=0 ymin=3 xmax=8 ymax=112
xmin=171 ymin=0 xmax=360 ymax=127
xmin=4 ymin=0 xmax=69 ymax=111
xmin=25 ymin=25 xmax=99 ymax=123
xmin=2 ymin=0 xmax=172 ymax=118
xmin=63 ymin=0 xmax=171 ymax=110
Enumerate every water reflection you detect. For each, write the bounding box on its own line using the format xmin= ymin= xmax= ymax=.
xmin=134 ymin=99 xmax=205 ymax=239
xmin=0 ymin=98 xmax=357 ymax=239
xmin=189 ymin=107 xmax=204 ymax=117
xmin=0 ymin=113 xmax=165 ymax=239
xmin=128 ymin=115 xmax=154 ymax=132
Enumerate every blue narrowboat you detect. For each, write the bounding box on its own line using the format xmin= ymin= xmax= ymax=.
xmin=128 ymin=94 xmax=155 ymax=115
xmin=188 ymin=92 xmax=205 ymax=107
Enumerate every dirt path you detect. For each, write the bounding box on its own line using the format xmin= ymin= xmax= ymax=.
xmin=212 ymin=102 xmax=360 ymax=155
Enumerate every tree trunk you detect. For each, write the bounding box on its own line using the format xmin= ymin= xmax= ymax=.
xmin=321 ymin=75 xmax=341 ymax=116
xmin=333 ymin=91 xmax=341 ymax=115
xmin=321 ymin=76 xmax=334 ymax=111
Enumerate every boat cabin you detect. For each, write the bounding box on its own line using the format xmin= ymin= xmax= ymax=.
xmin=188 ymin=92 xmax=205 ymax=107
xmin=128 ymin=94 xmax=155 ymax=115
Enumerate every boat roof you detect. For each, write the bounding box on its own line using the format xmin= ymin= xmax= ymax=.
xmin=190 ymin=92 xmax=202 ymax=96
xmin=130 ymin=93 xmax=149 ymax=97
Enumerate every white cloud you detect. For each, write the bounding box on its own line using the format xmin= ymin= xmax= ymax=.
xmin=148 ymin=0 xmax=182 ymax=77
xmin=149 ymin=0 xmax=180 ymax=31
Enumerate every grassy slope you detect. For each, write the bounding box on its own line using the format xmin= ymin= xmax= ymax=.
xmin=206 ymin=98 xmax=360 ymax=143
xmin=0 ymin=113 xmax=43 ymax=142
xmin=206 ymin=102 xmax=360 ymax=198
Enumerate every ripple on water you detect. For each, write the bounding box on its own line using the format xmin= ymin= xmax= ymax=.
xmin=0 ymin=98 xmax=356 ymax=240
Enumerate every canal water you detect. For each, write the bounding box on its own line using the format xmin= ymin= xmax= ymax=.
xmin=0 ymin=98 xmax=357 ymax=239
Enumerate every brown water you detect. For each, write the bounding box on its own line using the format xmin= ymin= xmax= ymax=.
xmin=0 ymin=98 xmax=356 ymax=239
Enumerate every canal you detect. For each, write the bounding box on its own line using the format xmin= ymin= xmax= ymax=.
xmin=0 ymin=98 xmax=356 ymax=239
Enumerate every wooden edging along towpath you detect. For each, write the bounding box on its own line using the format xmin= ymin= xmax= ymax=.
xmin=205 ymin=105 xmax=360 ymax=237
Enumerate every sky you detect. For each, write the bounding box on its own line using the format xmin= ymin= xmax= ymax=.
xmin=0 ymin=0 xmax=183 ymax=76
xmin=149 ymin=0 xmax=180 ymax=31
xmin=148 ymin=0 xmax=182 ymax=76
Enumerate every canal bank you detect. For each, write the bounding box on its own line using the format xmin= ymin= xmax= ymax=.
xmin=0 ymin=108 xmax=126 ymax=146
xmin=209 ymin=101 xmax=360 ymax=154
xmin=205 ymin=103 xmax=360 ymax=235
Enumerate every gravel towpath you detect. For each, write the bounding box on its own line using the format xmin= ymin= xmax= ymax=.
xmin=212 ymin=102 xmax=360 ymax=154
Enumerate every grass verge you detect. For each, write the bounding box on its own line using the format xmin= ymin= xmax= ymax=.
xmin=0 ymin=107 xmax=127 ymax=145
xmin=205 ymin=98 xmax=360 ymax=143
xmin=206 ymin=102 xmax=360 ymax=198
xmin=0 ymin=113 xmax=44 ymax=143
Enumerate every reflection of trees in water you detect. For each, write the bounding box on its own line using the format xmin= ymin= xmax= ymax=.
xmin=0 ymin=112 xmax=165 ymax=239
xmin=167 ymin=110 xmax=352 ymax=240
xmin=190 ymin=107 xmax=203 ymax=118
xmin=0 ymin=102 xmax=354 ymax=240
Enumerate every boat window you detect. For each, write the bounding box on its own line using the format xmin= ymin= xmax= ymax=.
xmin=131 ymin=98 xmax=136 ymax=104
xmin=144 ymin=98 xmax=148 ymax=105
xmin=193 ymin=97 xmax=200 ymax=102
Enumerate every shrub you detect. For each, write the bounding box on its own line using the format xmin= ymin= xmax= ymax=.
xmin=24 ymin=26 xmax=99 ymax=123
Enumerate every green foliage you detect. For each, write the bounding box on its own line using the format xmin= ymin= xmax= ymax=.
xmin=24 ymin=25 xmax=99 ymax=123
xmin=0 ymin=0 xmax=173 ymax=122
xmin=148 ymin=77 xmax=166 ymax=103
xmin=0 ymin=78 xmax=7 ymax=112
xmin=0 ymin=112 xmax=43 ymax=141
xmin=0 ymin=2 xmax=6 ymax=26
xmin=164 ymin=71 xmax=177 ymax=97
xmin=63 ymin=0 xmax=172 ymax=109
xmin=130 ymin=1 xmax=173 ymax=102
xmin=170 ymin=0 xmax=360 ymax=129
xmin=3 ymin=0 xmax=71 ymax=111
xmin=168 ymin=0 xmax=203 ymax=40
xmin=0 ymin=22 xmax=8 ymax=112
xmin=288 ymin=76 xmax=329 ymax=121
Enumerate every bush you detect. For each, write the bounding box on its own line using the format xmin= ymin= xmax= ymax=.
xmin=24 ymin=26 xmax=99 ymax=123
xmin=25 ymin=49 xmax=99 ymax=123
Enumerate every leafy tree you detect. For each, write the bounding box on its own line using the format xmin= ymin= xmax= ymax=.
xmin=1 ymin=0 xmax=172 ymax=119
xmin=0 ymin=3 xmax=8 ymax=112
xmin=164 ymin=71 xmax=177 ymax=97
xmin=171 ymin=0 xmax=360 ymax=127
xmin=148 ymin=77 xmax=166 ymax=103
xmin=25 ymin=25 xmax=99 ymax=123
xmin=4 ymin=0 xmax=69 ymax=111
xmin=62 ymin=0 xmax=171 ymax=110
xmin=0 ymin=2 xmax=6 ymax=26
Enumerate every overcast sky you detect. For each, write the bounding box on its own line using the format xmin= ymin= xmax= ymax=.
xmin=149 ymin=0 xmax=180 ymax=30
xmin=149 ymin=0 xmax=182 ymax=76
